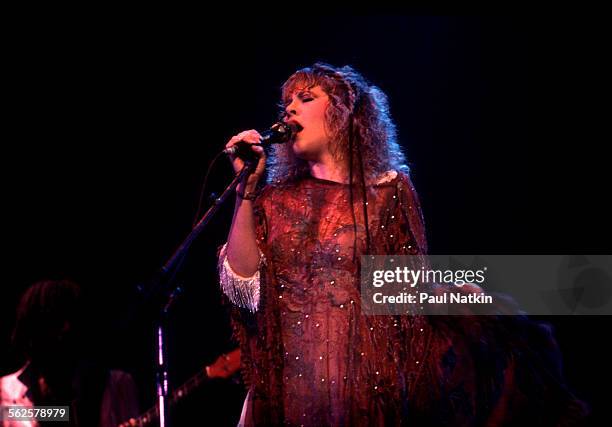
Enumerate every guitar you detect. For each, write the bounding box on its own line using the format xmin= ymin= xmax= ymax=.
xmin=118 ymin=348 xmax=241 ymax=427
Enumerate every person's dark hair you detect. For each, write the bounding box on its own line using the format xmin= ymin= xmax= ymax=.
xmin=268 ymin=62 xmax=409 ymax=184
xmin=12 ymin=279 xmax=83 ymax=361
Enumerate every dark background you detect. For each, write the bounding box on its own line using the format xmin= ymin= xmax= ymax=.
xmin=1 ymin=15 xmax=609 ymax=425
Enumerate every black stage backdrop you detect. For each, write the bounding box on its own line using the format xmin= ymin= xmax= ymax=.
xmin=1 ymin=15 xmax=609 ymax=426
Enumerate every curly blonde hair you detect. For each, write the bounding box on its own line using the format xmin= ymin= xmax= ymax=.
xmin=267 ymin=63 xmax=409 ymax=184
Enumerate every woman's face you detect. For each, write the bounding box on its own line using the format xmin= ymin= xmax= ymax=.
xmin=284 ymin=85 xmax=331 ymax=161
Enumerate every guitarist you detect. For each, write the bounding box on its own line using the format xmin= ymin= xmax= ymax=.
xmin=1 ymin=280 xmax=140 ymax=427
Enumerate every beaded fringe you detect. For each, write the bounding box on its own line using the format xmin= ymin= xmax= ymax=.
xmin=218 ymin=243 xmax=263 ymax=313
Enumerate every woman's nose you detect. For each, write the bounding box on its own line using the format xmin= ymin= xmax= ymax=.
xmin=285 ymin=100 xmax=298 ymax=117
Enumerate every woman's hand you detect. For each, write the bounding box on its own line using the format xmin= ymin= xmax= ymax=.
xmin=225 ymin=129 xmax=267 ymax=189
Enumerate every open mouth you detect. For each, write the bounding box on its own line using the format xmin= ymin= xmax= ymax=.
xmin=289 ymin=122 xmax=304 ymax=133
xmin=287 ymin=122 xmax=303 ymax=142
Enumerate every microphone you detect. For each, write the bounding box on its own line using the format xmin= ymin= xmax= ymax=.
xmin=224 ymin=122 xmax=293 ymax=158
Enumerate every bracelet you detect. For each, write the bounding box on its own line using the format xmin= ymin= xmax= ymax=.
xmin=236 ymin=189 xmax=258 ymax=201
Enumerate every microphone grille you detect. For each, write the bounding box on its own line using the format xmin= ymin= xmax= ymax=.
xmin=265 ymin=122 xmax=293 ymax=144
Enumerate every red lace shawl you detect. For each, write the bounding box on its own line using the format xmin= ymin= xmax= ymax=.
xmin=225 ymin=171 xmax=587 ymax=426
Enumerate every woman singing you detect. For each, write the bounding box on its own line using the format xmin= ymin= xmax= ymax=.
xmin=218 ymin=63 xmax=586 ymax=426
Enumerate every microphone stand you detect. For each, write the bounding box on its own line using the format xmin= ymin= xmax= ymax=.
xmin=140 ymin=159 xmax=257 ymax=427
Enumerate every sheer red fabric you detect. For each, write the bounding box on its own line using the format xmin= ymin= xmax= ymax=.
xmin=224 ymin=171 xmax=587 ymax=426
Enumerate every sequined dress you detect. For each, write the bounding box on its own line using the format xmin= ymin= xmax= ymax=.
xmin=218 ymin=171 xmax=587 ymax=426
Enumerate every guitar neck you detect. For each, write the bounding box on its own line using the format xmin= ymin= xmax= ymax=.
xmin=138 ymin=370 xmax=209 ymax=424
xmin=121 ymin=349 xmax=240 ymax=427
